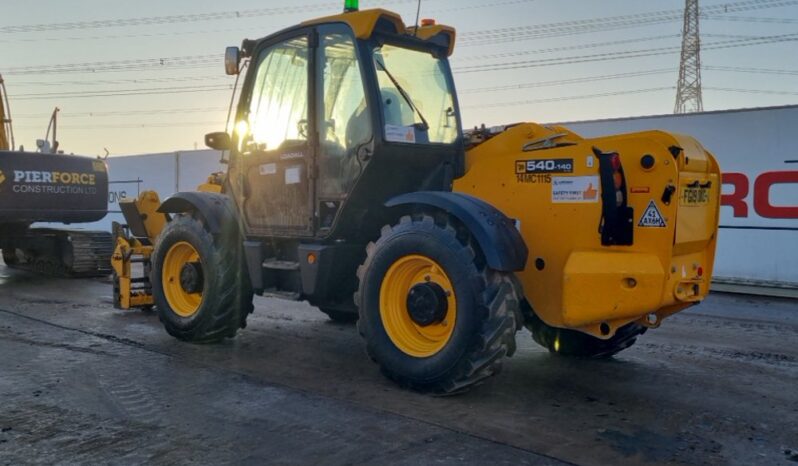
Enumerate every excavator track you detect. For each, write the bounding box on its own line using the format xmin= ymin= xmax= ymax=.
xmin=2 ymin=229 xmax=113 ymax=278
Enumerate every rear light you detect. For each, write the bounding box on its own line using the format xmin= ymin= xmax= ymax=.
xmin=613 ymin=172 xmax=624 ymax=191
xmin=595 ymin=148 xmax=634 ymax=246
xmin=697 ymin=266 xmax=704 ymax=277
xmin=610 ymin=154 xmax=622 ymax=171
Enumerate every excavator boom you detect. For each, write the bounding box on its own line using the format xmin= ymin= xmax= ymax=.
xmin=0 ymin=74 xmax=11 ymax=151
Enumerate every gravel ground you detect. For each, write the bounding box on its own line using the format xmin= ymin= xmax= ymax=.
xmin=0 ymin=263 xmax=796 ymax=465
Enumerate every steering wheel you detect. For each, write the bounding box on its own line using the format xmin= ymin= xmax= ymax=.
xmin=297 ymin=119 xmax=308 ymax=139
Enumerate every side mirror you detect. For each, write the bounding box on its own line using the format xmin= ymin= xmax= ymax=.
xmin=225 ymin=47 xmax=241 ymax=75
xmin=205 ymin=132 xmax=232 ymax=151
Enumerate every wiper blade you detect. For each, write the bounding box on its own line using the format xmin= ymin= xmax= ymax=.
xmin=375 ymin=57 xmax=430 ymax=131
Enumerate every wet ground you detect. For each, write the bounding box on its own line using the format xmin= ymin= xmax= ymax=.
xmin=1 ymin=263 xmax=796 ymax=465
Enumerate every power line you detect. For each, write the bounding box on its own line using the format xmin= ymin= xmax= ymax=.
xmin=705 ymin=65 xmax=798 ymax=75
xmin=8 ymin=75 xmax=229 ymax=89
xmin=705 ymin=86 xmax=798 ymax=96
xmin=454 ymin=33 xmax=798 ymax=74
xmin=5 ymin=1 xmax=795 ymax=78
xmin=12 ymin=106 xmax=228 ymax=119
xmin=14 ymin=121 xmax=223 ymax=130
xmin=705 ymin=14 xmax=798 ymax=23
xmin=10 ymin=85 xmax=232 ymax=101
xmin=0 ymin=1 xmax=424 ymax=34
xmin=459 ymin=69 xmax=675 ymax=94
xmin=457 ymin=34 xmax=680 ymax=62
xmin=0 ymin=0 xmax=536 ymax=44
xmin=463 ymin=87 xmax=675 ymax=109
xmin=458 ymin=0 xmax=798 ymax=46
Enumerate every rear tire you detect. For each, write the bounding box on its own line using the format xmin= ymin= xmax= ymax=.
xmin=152 ymin=214 xmax=253 ymax=343
xmin=356 ymin=214 xmax=519 ymax=394
xmin=523 ymin=304 xmax=646 ymax=358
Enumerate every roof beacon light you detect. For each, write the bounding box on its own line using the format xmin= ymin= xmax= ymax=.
xmin=344 ymin=0 xmax=359 ymax=12
xmin=421 ymin=18 xmax=436 ymax=27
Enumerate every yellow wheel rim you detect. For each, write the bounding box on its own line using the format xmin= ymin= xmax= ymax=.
xmin=379 ymin=255 xmax=457 ymax=358
xmin=162 ymin=241 xmax=203 ymax=318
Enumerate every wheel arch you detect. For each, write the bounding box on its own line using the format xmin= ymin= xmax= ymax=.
xmin=385 ymin=191 xmax=528 ymax=272
xmin=158 ymin=192 xmax=239 ymax=236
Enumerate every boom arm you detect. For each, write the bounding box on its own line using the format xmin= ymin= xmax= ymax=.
xmin=0 ymin=74 xmax=11 ymax=151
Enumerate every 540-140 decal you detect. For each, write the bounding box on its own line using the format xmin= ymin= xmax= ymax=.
xmin=516 ymin=158 xmax=573 ymax=183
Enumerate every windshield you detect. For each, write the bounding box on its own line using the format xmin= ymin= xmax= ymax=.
xmin=373 ymin=44 xmax=458 ymax=145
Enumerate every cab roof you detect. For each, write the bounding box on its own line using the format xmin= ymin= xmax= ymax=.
xmin=302 ymin=8 xmax=456 ymax=56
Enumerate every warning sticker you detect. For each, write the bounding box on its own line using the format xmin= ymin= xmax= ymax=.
xmin=385 ymin=124 xmax=416 ymax=144
xmin=285 ymin=165 xmax=302 ymax=185
xmin=552 ymin=176 xmax=599 ymax=203
xmin=259 ymin=163 xmax=277 ymax=176
xmin=638 ymin=200 xmax=667 ymax=228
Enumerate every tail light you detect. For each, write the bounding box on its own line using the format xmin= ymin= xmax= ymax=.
xmin=595 ymin=148 xmax=634 ymax=246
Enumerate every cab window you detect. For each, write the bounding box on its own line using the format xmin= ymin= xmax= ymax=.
xmin=373 ymin=44 xmax=458 ymax=145
xmin=317 ymin=32 xmax=371 ymax=198
xmin=242 ymin=37 xmax=309 ymax=152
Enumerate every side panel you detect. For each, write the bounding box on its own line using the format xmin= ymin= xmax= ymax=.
xmin=456 ymin=123 xmax=719 ymax=336
xmin=0 ymin=151 xmax=108 ymax=224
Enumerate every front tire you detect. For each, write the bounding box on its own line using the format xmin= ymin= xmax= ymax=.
xmin=356 ymin=214 xmax=519 ymax=394
xmin=152 ymin=214 xmax=253 ymax=343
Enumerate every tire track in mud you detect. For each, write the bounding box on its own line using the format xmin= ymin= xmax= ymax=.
xmin=1 ymin=311 xmax=167 ymax=429
xmin=96 ymin=375 xmax=165 ymax=426
xmin=668 ymin=314 xmax=798 ymax=337
xmin=0 ymin=401 xmax=234 ymax=465
xmin=636 ymin=340 xmax=797 ymax=369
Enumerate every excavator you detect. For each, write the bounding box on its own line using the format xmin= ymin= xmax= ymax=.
xmin=112 ymin=2 xmax=720 ymax=393
xmin=0 ymin=74 xmax=112 ymax=277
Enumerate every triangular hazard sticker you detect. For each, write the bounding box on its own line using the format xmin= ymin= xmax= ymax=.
xmin=638 ymin=200 xmax=667 ymax=228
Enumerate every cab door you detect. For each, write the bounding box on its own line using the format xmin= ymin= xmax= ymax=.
xmin=234 ymin=33 xmax=314 ymax=236
xmin=313 ymin=26 xmax=373 ymax=234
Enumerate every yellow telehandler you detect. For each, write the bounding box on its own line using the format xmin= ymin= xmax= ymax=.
xmin=112 ymin=2 xmax=720 ymax=393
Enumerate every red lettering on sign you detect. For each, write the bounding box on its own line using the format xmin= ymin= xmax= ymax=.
xmin=754 ymin=171 xmax=798 ymax=219
xmin=721 ymin=172 xmax=749 ymax=218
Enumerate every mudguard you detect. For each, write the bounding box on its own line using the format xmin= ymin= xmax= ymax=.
xmin=157 ymin=192 xmax=238 ymax=236
xmin=386 ymin=191 xmax=528 ymax=272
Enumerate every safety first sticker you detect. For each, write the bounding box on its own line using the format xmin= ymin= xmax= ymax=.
xmin=551 ymin=176 xmax=599 ymax=203
xmin=638 ymin=200 xmax=667 ymax=227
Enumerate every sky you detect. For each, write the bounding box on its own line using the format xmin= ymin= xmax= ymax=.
xmin=1 ymin=0 xmax=797 ymax=156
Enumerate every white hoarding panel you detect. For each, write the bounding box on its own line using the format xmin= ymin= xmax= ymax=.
xmin=78 ymin=150 xmax=222 ymax=232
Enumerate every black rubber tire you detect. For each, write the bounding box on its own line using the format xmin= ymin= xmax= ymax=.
xmin=523 ymin=304 xmax=646 ymax=359
xmin=2 ymin=249 xmax=19 ymax=267
xmin=356 ymin=214 xmax=519 ymax=395
xmin=320 ymin=308 xmax=359 ymax=324
xmin=152 ymin=214 xmax=253 ymax=343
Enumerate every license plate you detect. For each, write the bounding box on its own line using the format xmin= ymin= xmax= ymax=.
xmin=680 ymin=186 xmax=710 ymax=206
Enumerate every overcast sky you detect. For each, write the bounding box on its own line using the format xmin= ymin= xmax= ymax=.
xmin=1 ymin=0 xmax=796 ymax=156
